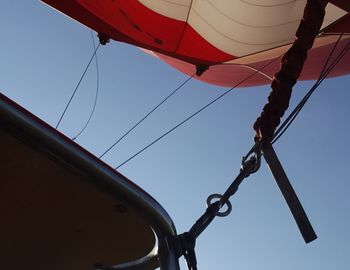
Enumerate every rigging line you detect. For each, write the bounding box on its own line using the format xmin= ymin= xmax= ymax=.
xmin=242 ymin=64 xmax=273 ymax=81
xmin=272 ymin=37 xmax=350 ymax=144
xmin=114 ymin=55 xmax=282 ymax=170
xmin=55 ymin=41 xmax=101 ymax=129
xmin=99 ymin=73 xmax=196 ymax=159
xmin=273 ymin=40 xmax=350 ymax=144
xmin=273 ymin=34 xmax=344 ymax=142
xmin=223 ymin=63 xmax=273 ymax=81
xmin=72 ymin=31 xmax=100 ymax=141
xmin=318 ymin=34 xmax=344 ymax=80
xmin=273 ymin=42 xmax=350 ymax=143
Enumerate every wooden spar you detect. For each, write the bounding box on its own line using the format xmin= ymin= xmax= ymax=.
xmin=262 ymin=143 xmax=317 ymax=243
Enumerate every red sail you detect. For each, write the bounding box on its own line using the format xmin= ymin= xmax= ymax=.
xmin=41 ymin=0 xmax=350 ymax=87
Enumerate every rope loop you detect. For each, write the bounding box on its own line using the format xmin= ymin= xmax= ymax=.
xmin=206 ymin=194 xmax=232 ymax=217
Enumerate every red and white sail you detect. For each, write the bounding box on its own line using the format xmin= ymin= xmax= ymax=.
xmin=42 ymin=0 xmax=350 ymax=86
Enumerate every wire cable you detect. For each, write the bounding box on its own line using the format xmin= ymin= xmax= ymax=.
xmin=99 ymin=73 xmax=196 ymax=159
xmin=55 ymin=40 xmax=101 ymax=129
xmin=114 ymin=56 xmax=282 ymax=169
xmin=72 ymin=32 xmax=100 ymax=141
xmin=272 ymin=35 xmax=349 ymax=143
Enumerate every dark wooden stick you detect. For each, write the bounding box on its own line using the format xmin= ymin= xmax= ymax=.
xmin=262 ymin=143 xmax=317 ymax=243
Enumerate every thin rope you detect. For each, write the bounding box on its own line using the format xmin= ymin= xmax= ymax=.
xmin=72 ymin=32 xmax=100 ymax=141
xmin=318 ymin=34 xmax=344 ymax=80
xmin=273 ymin=42 xmax=349 ymax=143
xmin=114 ymin=56 xmax=282 ymax=169
xmin=274 ymin=44 xmax=350 ymax=143
xmin=272 ymin=35 xmax=349 ymax=143
xmin=273 ymin=43 xmax=340 ymax=142
xmin=55 ymin=41 xmax=101 ymax=129
xmin=99 ymin=73 xmax=196 ymax=159
xmin=223 ymin=63 xmax=273 ymax=81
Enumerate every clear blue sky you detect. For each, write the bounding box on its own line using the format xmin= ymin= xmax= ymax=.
xmin=1 ymin=1 xmax=350 ymax=269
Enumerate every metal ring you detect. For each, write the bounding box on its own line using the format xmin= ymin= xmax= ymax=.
xmin=206 ymin=193 xmax=232 ymax=217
